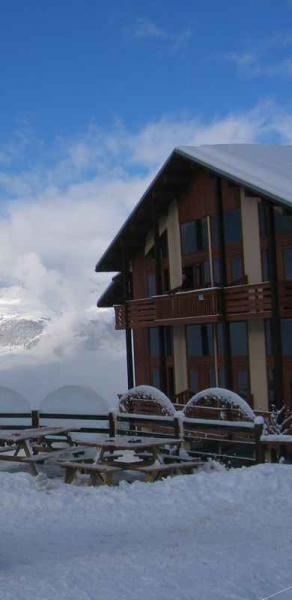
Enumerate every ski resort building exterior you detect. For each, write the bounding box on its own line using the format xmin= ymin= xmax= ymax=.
xmin=96 ymin=145 xmax=292 ymax=411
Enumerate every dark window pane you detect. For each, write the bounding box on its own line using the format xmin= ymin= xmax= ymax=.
xmin=281 ymin=319 xmax=292 ymax=356
xmin=189 ymin=369 xmax=199 ymax=394
xmin=160 ymin=231 xmax=168 ymax=259
xmin=275 ymin=212 xmax=292 ymax=234
xmin=258 ymin=203 xmax=271 ymax=238
xmin=283 ymin=248 xmax=292 ymax=280
xmin=267 ymin=365 xmax=275 ymax=409
xmin=151 ymin=368 xmax=160 ymax=388
xmin=181 ymin=218 xmax=208 ymax=255
xmin=163 ymin=268 xmax=170 ymax=292
xmin=211 ymin=214 xmax=220 ymax=249
xmin=230 ymin=322 xmax=248 ymax=356
xmin=231 ymin=255 xmax=243 ymax=283
xmin=224 ymin=209 xmax=242 ymax=244
xmin=187 ymin=325 xmax=213 ymax=357
xmin=186 ymin=325 xmax=202 ymax=356
xmin=219 ymin=367 xmax=226 ymax=388
xmin=237 ymin=370 xmax=249 ymax=397
xmin=262 ymin=249 xmax=271 ymax=281
xmin=147 ymin=274 xmax=156 ymax=297
xmin=213 ymin=257 xmax=223 ymax=286
xmin=164 ymin=327 xmax=173 ymax=357
xmin=265 ymin=320 xmax=273 ymax=355
xmin=209 ymin=365 xmax=216 ymax=387
xmin=149 ymin=328 xmax=160 ymax=357
xmin=202 ymin=261 xmax=211 ymax=287
xmin=217 ymin=324 xmax=225 ymax=356
xmin=182 ymin=266 xmax=194 ymax=290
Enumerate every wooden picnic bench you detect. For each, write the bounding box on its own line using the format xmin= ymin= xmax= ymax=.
xmin=60 ymin=461 xmax=121 ymax=485
xmin=133 ymin=460 xmax=204 ymax=482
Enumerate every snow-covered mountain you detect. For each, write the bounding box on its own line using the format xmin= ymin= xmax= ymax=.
xmin=0 ymin=315 xmax=47 ymax=353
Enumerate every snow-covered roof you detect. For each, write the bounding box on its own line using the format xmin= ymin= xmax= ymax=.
xmin=178 ymin=144 xmax=292 ymax=208
xmin=96 ymin=143 xmax=292 ymax=274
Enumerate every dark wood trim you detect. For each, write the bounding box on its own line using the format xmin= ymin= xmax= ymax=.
xmin=216 ymin=177 xmax=233 ymax=389
xmin=122 ymin=248 xmax=134 ymax=389
xmin=152 ymin=198 xmax=167 ymax=393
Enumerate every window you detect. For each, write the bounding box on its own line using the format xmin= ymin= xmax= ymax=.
xmin=211 ymin=214 xmax=220 ymax=249
xmin=149 ymin=328 xmax=160 ymax=357
xmin=267 ymin=365 xmax=275 ymax=408
xmin=151 ymin=368 xmax=160 ymax=388
xmin=265 ymin=320 xmax=273 ymax=356
xmin=182 ymin=261 xmax=211 ymax=291
xmin=223 ymin=208 xmax=242 ymax=244
xmin=283 ymin=248 xmax=292 ymax=280
xmin=186 ymin=324 xmax=214 ymax=357
xmin=281 ymin=319 xmax=292 ymax=356
xmin=181 ymin=218 xmax=208 ymax=255
xmin=258 ymin=202 xmax=271 ymax=238
xmin=217 ymin=323 xmax=225 ymax=356
xmin=213 ymin=257 xmax=223 ymax=286
xmin=149 ymin=327 xmax=173 ymax=358
xmin=219 ymin=367 xmax=226 ymax=388
xmin=147 ymin=274 xmax=156 ymax=297
xmin=237 ymin=370 xmax=249 ymax=398
xmin=164 ymin=327 xmax=173 ymax=357
xmin=231 ymin=255 xmax=243 ymax=283
xmin=189 ymin=369 xmax=199 ymax=394
xmin=275 ymin=211 xmax=292 ymax=235
xmin=230 ymin=322 xmax=248 ymax=356
xmin=262 ymin=249 xmax=271 ymax=281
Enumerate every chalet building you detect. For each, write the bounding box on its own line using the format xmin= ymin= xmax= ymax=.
xmin=95 ymin=144 xmax=292 ymax=411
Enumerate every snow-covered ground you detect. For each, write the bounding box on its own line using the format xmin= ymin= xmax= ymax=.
xmin=1 ymin=465 xmax=292 ymax=600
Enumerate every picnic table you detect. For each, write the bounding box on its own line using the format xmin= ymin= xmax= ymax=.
xmin=81 ymin=435 xmax=183 ymax=466
xmin=0 ymin=427 xmax=75 ymax=475
xmin=60 ymin=435 xmax=202 ymax=484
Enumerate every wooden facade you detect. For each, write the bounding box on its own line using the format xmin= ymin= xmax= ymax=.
xmin=96 ymin=147 xmax=292 ymax=411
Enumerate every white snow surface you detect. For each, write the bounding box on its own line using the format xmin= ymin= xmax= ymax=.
xmin=186 ymin=387 xmax=256 ymax=420
xmin=178 ymin=144 xmax=292 ymax=208
xmin=1 ymin=464 xmax=292 ymax=600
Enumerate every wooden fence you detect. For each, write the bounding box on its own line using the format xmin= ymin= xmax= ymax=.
xmin=0 ymin=409 xmax=264 ymax=466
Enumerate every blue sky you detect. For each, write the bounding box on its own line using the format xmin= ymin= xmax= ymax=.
xmin=1 ymin=0 xmax=292 ymax=404
xmin=1 ymin=0 xmax=292 ymax=149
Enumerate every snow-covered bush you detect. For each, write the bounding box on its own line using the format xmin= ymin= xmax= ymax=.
xmin=118 ymin=385 xmax=176 ymax=416
xmin=183 ymin=387 xmax=255 ymax=421
xmin=263 ymin=404 xmax=292 ymax=435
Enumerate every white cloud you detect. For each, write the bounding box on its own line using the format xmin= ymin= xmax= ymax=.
xmin=227 ymin=32 xmax=292 ymax=79
xmin=132 ymin=18 xmax=191 ymax=50
xmin=0 ymin=103 xmax=292 ymax=404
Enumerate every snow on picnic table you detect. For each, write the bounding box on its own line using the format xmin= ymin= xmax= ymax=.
xmin=1 ymin=465 xmax=292 ymax=600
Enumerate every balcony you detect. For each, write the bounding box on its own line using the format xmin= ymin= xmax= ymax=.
xmin=224 ymin=282 xmax=272 ymax=321
xmin=114 ymin=282 xmax=273 ymax=330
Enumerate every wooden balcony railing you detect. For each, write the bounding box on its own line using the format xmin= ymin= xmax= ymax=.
xmin=115 ymin=288 xmax=221 ymax=330
xmin=114 ymin=282 xmax=273 ymax=330
xmin=279 ymin=281 xmax=292 ymax=317
xmin=224 ymin=282 xmax=272 ymax=320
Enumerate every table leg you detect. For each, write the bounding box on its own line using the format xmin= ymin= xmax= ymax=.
xmin=22 ymin=441 xmax=41 ymax=476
